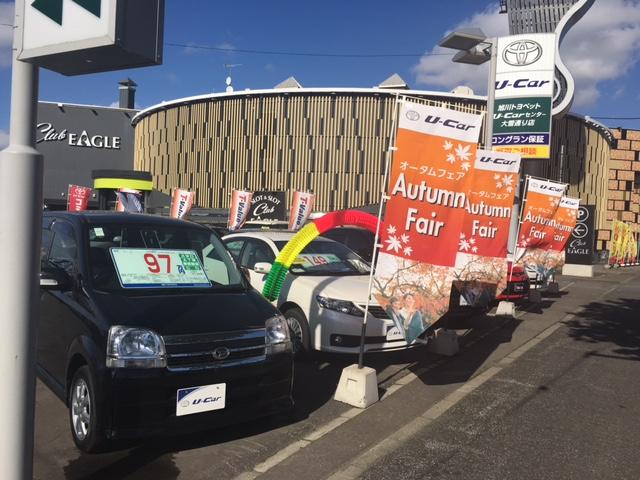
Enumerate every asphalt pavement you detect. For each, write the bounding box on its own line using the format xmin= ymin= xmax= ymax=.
xmin=34 ymin=266 xmax=640 ymax=480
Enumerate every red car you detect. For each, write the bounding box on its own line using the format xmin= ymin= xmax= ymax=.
xmin=496 ymin=264 xmax=530 ymax=301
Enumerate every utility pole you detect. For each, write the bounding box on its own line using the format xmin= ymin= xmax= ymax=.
xmin=0 ymin=1 xmax=43 ymax=478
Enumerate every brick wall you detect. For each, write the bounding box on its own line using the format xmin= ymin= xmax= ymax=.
xmin=598 ymin=128 xmax=640 ymax=251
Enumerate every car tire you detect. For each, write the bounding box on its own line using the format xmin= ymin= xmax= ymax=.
xmin=283 ymin=307 xmax=311 ymax=358
xmin=68 ymin=365 xmax=107 ymax=453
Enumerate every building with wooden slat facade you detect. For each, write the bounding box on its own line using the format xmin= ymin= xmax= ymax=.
xmin=132 ymin=84 xmax=637 ymax=254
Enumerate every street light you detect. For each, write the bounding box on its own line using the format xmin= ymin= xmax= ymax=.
xmin=438 ymin=28 xmax=496 ymax=149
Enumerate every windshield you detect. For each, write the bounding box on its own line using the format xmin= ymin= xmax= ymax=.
xmin=274 ymin=239 xmax=370 ymax=276
xmin=88 ymin=223 xmax=243 ymax=291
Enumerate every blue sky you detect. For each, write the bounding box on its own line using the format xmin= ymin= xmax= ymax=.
xmin=1 ymin=0 xmax=640 ymax=147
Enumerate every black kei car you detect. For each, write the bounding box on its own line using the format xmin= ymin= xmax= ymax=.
xmin=38 ymin=212 xmax=293 ymax=452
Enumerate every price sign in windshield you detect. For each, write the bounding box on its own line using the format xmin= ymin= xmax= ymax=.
xmin=111 ymin=248 xmax=211 ymax=289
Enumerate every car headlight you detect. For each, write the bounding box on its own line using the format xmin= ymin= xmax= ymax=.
xmin=106 ymin=326 xmax=166 ymax=368
xmin=265 ymin=314 xmax=292 ymax=355
xmin=316 ymin=295 xmax=364 ymax=317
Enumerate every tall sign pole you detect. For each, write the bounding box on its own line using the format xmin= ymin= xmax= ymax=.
xmin=0 ymin=1 xmax=42 ymax=478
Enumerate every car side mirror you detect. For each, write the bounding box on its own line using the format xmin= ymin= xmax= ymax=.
xmin=39 ymin=269 xmax=71 ymax=291
xmin=254 ymin=262 xmax=272 ymax=274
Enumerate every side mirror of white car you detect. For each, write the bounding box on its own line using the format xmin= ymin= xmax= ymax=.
xmin=254 ymin=262 xmax=272 ymax=274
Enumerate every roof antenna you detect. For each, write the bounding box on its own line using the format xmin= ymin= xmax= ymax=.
xmin=224 ymin=63 xmax=242 ymax=92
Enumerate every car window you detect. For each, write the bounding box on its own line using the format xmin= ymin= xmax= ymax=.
xmin=48 ymin=221 xmax=77 ymax=275
xmin=242 ymin=239 xmax=275 ymax=270
xmin=224 ymin=239 xmax=245 ymax=261
xmin=274 ymin=239 xmax=370 ymax=276
xmin=88 ymin=223 xmax=243 ymax=291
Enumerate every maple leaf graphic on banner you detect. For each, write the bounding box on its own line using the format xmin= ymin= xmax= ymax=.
xmin=461 ymin=162 xmax=471 ymax=172
xmin=403 ymin=246 xmax=413 ymax=256
xmin=455 ymin=144 xmax=471 ymax=162
xmin=446 ymin=153 xmax=456 ymax=164
xmin=401 ymin=234 xmax=410 ymax=244
xmin=459 ymin=238 xmax=471 ymax=252
xmin=387 ymin=225 xmax=397 ymax=235
xmin=385 ymin=236 xmax=402 ymax=253
xmin=443 ymin=141 xmax=453 ymax=151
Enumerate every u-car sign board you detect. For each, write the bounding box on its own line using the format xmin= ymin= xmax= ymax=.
xmin=18 ymin=0 xmax=164 ymax=75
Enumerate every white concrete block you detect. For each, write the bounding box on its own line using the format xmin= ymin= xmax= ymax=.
xmin=495 ymin=301 xmax=516 ymax=317
xmin=334 ymin=364 xmax=379 ymax=409
xmin=562 ymin=264 xmax=594 ymax=277
xmin=427 ymin=329 xmax=459 ymax=356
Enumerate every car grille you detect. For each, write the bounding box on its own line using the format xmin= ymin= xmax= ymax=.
xmin=357 ymin=305 xmax=390 ymax=319
xmin=163 ymin=329 xmax=266 ymax=371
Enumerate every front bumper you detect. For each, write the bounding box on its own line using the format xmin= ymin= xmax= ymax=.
xmin=308 ymin=306 xmax=411 ymax=353
xmin=102 ymin=353 xmax=294 ymax=439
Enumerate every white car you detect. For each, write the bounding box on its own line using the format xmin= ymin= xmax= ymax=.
xmin=222 ymin=231 xmax=409 ymax=354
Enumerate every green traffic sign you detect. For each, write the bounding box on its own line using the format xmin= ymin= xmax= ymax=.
xmin=32 ymin=0 xmax=101 ymax=26
xmin=492 ymin=96 xmax=552 ymax=134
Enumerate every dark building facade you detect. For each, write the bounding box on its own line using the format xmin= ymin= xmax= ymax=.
xmin=37 ymin=101 xmax=137 ymax=207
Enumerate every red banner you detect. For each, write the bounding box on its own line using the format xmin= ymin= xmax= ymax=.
xmin=453 ymin=150 xmax=521 ymax=304
xmin=515 ymin=178 xmax=568 ymax=281
xmin=546 ymin=196 xmax=579 ymax=252
xmin=288 ymin=191 xmax=315 ymax=231
xmin=228 ymin=190 xmax=253 ymax=231
xmin=170 ymin=188 xmax=195 ymax=219
xmin=518 ymin=178 xmax=566 ymax=250
xmin=374 ymin=101 xmax=483 ymax=343
xmin=67 ymin=184 xmax=92 ymax=211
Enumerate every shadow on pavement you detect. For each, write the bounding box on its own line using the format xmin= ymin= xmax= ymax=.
xmin=61 ymin=348 xmax=430 ymax=479
xmin=565 ymin=297 xmax=640 ymax=361
xmin=407 ymin=313 xmax=523 ymax=387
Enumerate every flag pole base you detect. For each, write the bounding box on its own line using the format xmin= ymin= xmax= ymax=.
xmin=496 ymin=301 xmax=516 ymax=317
xmin=334 ymin=364 xmax=379 ymax=409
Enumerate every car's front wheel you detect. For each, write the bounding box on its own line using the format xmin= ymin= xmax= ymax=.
xmin=283 ymin=307 xmax=311 ymax=357
xmin=68 ymin=365 xmax=107 ymax=453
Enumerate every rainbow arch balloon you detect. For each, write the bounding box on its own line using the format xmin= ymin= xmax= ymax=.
xmin=262 ymin=210 xmax=383 ymax=301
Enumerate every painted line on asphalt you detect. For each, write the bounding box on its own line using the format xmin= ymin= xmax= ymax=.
xmin=234 ymin=277 xmax=626 ymax=480
xmin=324 ymin=278 xmax=631 ymax=480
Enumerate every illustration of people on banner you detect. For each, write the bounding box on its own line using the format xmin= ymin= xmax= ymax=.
xmin=373 ymin=100 xmax=483 ymax=343
xmin=453 ymin=150 xmax=521 ymax=308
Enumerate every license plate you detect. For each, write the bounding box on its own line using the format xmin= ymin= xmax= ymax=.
xmin=176 ymin=383 xmax=226 ymax=417
xmin=386 ymin=326 xmax=404 ymax=341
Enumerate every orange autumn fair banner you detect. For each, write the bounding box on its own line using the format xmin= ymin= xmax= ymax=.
xmin=374 ymin=101 xmax=483 ymax=343
xmin=515 ymin=177 xmax=568 ymax=281
xmin=454 ymin=150 xmax=521 ymax=304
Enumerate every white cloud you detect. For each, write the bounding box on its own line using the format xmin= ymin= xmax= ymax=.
xmin=0 ymin=2 xmax=14 ymax=68
xmin=413 ymin=4 xmax=509 ymax=95
xmin=413 ymin=0 xmax=640 ymax=107
xmin=561 ymin=0 xmax=640 ymax=107
xmin=0 ymin=129 xmax=9 ymax=149
xmin=108 ymin=101 xmax=119 ymax=108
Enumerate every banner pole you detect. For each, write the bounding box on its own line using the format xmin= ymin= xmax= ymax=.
xmin=510 ymin=175 xmax=530 ymax=283
xmin=357 ymin=92 xmax=400 ymax=370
